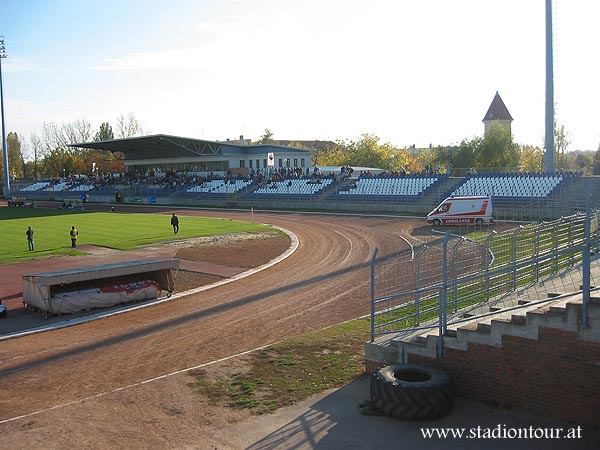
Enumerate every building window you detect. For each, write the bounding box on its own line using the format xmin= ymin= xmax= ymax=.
xmin=293 ymin=158 xmax=298 ymax=168
xmin=301 ymin=158 xmax=305 ymax=168
xmin=240 ymin=160 xmax=245 ymax=168
xmin=256 ymin=159 xmax=260 ymax=169
xmin=263 ymin=159 xmax=267 ymax=168
xmin=249 ymin=159 xmax=253 ymax=169
xmin=278 ymin=158 xmax=283 ymax=168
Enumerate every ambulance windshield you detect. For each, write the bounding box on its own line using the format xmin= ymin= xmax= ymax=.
xmin=437 ymin=203 xmax=450 ymax=213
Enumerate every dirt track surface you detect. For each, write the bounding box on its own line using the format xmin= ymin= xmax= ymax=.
xmin=0 ymin=208 xmax=438 ymax=440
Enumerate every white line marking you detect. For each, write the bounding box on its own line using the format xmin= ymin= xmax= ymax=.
xmin=333 ymin=230 xmax=354 ymax=265
xmin=430 ymin=228 xmax=496 ymax=265
xmin=0 ymin=343 xmax=272 ymax=426
xmin=0 ymin=226 xmax=299 ymax=342
xmin=398 ymin=234 xmax=414 ymax=261
xmin=0 ymin=312 xmax=372 ymax=426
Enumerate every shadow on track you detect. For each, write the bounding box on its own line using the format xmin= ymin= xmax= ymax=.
xmin=0 ymin=247 xmax=414 ymax=378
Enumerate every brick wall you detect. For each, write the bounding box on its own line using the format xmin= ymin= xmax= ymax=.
xmin=374 ymin=327 xmax=600 ymax=428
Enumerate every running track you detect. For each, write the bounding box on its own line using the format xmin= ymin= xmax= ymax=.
xmin=0 ymin=209 xmax=435 ymax=420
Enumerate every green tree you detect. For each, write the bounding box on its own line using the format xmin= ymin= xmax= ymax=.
xmin=474 ymin=123 xmax=519 ymax=170
xmin=40 ymin=121 xmax=91 ymax=177
xmin=314 ymin=134 xmax=421 ymax=172
xmin=259 ymin=129 xmax=274 ymax=143
xmin=4 ymin=132 xmax=25 ymax=179
xmin=593 ymin=143 xmax=600 ymax=175
xmin=94 ymin=122 xmax=114 ymax=142
xmin=519 ymin=145 xmax=544 ymax=172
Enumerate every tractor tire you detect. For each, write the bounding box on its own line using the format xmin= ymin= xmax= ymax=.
xmin=370 ymin=364 xmax=453 ymax=420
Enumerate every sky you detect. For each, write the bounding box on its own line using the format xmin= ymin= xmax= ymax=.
xmin=0 ymin=0 xmax=598 ymax=152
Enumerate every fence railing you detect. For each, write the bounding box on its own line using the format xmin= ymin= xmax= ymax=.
xmin=370 ymin=205 xmax=600 ymax=343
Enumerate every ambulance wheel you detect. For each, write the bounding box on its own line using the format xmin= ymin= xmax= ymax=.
xmin=433 ymin=219 xmax=441 ymax=226
xmin=475 ymin=218 xmax=484 ymax=226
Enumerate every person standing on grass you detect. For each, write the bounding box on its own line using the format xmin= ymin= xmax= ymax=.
xmin=171 ymin=213 xmax=179 ymax=235
xmin=70 ymin=226 xmax=79 ymax=248
xmin=26 ymin=226 xmax=34 ymax=251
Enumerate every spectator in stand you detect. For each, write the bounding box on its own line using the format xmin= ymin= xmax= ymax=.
xmin=26 ymin=226 xmax=34 ymax=251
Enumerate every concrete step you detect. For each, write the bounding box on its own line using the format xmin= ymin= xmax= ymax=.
xmin=367 ymin=292 xmax=600 ymax=364
xmin=477 ymin=323 xmax=492 ymax=334
xmin=445 ymin=329 xmax=457 ymax=338
xmin=548 ymin=305 xmax=567 ymax=315
xmin=414 ymin=335 xmax=428 ymax=346
xmin=511 ymin=314 xmax=527 ymax=325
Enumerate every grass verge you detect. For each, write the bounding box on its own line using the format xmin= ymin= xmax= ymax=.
xmin=188 ymin=319 xmax=369 ymax=415
xmin=0 ymin=207 xmax=272 ymax=264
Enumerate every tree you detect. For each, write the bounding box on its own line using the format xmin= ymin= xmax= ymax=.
xmin=3 ymin=132 xmax=25 ymax=179
xmin=554 ymin=120 xmax=570 ymax=169
xmin=519 ymin=145 xmax=544 ymax=172
xmin=94 ymin=122 xmax=114 ymax=142
xmin=259 ymin=129 xmax=274 ymax=143
xmin=116 ymin=113 xmax=144 ymax=139
xmin=593 ymin=143 xmax=600 ymax=176
xmin=474 ymin=123 xmax=519 ymax=170
xmin=314 ymin=134 xmax=422 ymax=172
xmin=28 ymin=133 xmax=46 ymax=180
xmin=40 ymin=121 xmax=90 ymax=177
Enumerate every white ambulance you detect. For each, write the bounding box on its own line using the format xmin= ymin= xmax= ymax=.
xmin=427 ymin=195 xmax=493 ymax=226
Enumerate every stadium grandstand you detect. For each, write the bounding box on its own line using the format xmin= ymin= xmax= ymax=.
xmin=71 ymin=134 xmax=313 ymax=175
xmin=7 ymin=132 xmax=597 ymax=220
xmin=448 ymin=172 xmax=581 ymax=199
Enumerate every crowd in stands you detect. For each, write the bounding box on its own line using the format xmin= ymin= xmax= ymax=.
xmin=358 ymin=167 xmax=445 ymax=178
xmin=18 ymin=166 xmax=581 ymax=200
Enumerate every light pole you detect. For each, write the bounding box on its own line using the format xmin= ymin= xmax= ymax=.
xmin=544 ymin=0 xmax=555 ymax=172
xmin=0 ymin=36 xmax=9 ymax=193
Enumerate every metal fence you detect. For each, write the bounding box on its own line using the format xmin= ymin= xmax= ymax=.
xmin=370 ymin=195 xmax=600 ymax=349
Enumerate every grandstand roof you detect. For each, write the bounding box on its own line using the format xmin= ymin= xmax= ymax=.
xmin=71 ymin=134 xmax=310 ymax=160
xmin=482 ymin=92 xmax=513 ymax=122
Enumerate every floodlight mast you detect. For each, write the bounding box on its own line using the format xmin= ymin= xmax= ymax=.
xmin=0 ymin=36 xmax=9 ymax=192
xmin=544 ymin=0 xmax=555 ymax=172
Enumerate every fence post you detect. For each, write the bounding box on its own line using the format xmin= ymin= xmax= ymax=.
xmin=553 ymin=219 xmax=560 ymax=274
xmin=582 ymin=182 xmax=591 ymax=329
xmin=370 ymin=248 xmax=379 ymax=342
xmin=511 ymin=226 xmax=522 ymax=291
xmin=484 ymin=231 xmax=495 ymax=301
xmin=437 ymin=233 xmax=449 ymax=358
xmin=568 ymin=218 xmax=574 ymax=267
xmin=414 ymin=246 xmax=427 ymax=326
xmin=452 ymin=238 xmax=464 ymax=313
xmin=534 ymin=224 xmax=542 ymax=282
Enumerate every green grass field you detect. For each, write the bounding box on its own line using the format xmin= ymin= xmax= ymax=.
xmin=0 ymin=207 xmax=272 ymax=264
